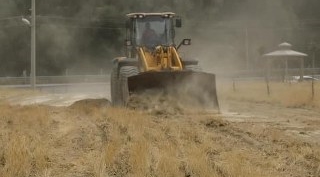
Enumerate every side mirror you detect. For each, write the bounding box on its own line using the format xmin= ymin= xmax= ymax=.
xmin=125 ymin=40 xmax=132 ymax=46
xmin=177 ymin=38 xmax=191 ymax=50
xmin=176 ymin=18 xmax=182 ymax=28
xmin=182 ymin=39 xmax=191 ymax=45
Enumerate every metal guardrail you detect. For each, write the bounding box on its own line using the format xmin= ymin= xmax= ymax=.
xmin=0 ymin=75 xmax=110 ymax=85
xmin=216 ymin=68 xmax=320 ymax=78
xmin=1 ymin=68 xmax=320 ymax=85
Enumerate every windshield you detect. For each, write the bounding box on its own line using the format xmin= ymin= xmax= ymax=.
xmin=134 ymin=16 xmax=174 ymax=47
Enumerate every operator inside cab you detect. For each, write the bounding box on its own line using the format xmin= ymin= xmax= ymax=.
xmin=141 ymin=22 xmax=159 ymax=47
xmin=134 ymin=15 xmax=174 ymax=47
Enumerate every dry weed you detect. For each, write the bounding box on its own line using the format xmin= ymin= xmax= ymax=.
xmin=185 ymin=143 xmax=219 ymax=177
xmin=0 ymin=102 xmax=51 ymax=177
xmin=129 ymin=139 xmax=150 ymax=176
xmin=1 ymin=134 xmax=32 ymax=177
xmin=1 ymin=88 xmax=318 ymax=176
xmin=221 ymin=149 xmax=273 ymax=177
xmin=220 ymin=81 xmax=320 ymax=108
xmin=156 ymin=142 xmax=183 ymax=177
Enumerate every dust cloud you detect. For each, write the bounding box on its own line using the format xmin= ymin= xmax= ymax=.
xmin=0 ymin=1 xmax=303 ymax=77
xmin=127 ymin=74 xmax=219 ymax=115
xmin=35 ymin=3 xmax=118 ymax=76
xmin=176 ymin=0 xmax=300 ymax=76
xmin=0 ymin=1 xmax=123 ymax=76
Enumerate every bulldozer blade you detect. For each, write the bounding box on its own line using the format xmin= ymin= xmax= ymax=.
xmin=127 ymin=71 xmax=219 ymax=109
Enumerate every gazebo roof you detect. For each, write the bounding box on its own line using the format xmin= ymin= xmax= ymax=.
xmin=263 ymin=42 xmax=308 ymax=57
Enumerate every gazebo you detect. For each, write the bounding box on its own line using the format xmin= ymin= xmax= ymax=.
xmin=263 ymin=42 xmax=308 ymax=81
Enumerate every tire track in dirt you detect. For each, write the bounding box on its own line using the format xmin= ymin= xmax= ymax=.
xmin=203 ymin=119 xmax=280 ymax=176
xmin=202 ymin=115 xmax=320 ymax=177
xmin=143 ymin=119 xmax=183 ymax=176
xmin=155 ymin=116 xmax=230 ymax=177
xmin=221 ymin=100 xmax=320 ymax=176
xmin=48 ymin=109 xmax=101 ymax=176
xmin=102 ymin=119 xmax=132 ymax=177
xmin=161 ymin=120 xmax=192 ymax=177
xmin=186 ymin=120 xmax=229 ymax=177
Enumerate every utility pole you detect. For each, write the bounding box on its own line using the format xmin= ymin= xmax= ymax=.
xmin=31 ymin=0 xmax=36 ymax=90
xmin=245 ymin=26 xmax=249 ymax=70
xmin=312 ymin=44 xmax=316 ymax=99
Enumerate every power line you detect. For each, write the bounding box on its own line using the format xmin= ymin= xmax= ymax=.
xmin=3 ymin=15 xmax=320 ymax=32
xmin=0 ymin=16 xmax=23 ymax=21
xmin=39 ymin=23 xmax=125 ymax=30
xmin=37 ymin=15 xmax=125 ymax=23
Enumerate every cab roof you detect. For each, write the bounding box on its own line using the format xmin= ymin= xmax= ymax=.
xmin=126 ymin=12 xmax=175 ymax=18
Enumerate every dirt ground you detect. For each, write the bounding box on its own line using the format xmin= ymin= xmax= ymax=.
xmin=0 ymin=82 xmax=320 ymax=177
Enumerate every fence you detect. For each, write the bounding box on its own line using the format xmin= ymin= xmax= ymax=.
xmin=0 ymin=75 xmax=110 ymax=85
xmin=1 ymin=68 xmax=320 ymax=85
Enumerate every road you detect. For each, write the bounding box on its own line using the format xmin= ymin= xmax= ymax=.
xmin=6 ymin=82 xmax=110 ymax=106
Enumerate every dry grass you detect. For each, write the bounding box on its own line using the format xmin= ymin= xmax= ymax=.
xmin=0 ymin=101 xmax=283 ymax=177
xmin=0 ymin=88 xmax=318 ymax=177
xmin=220 ymin=80 xmax=320 ymax=108
xmin=221 ymin=149 xmax=271 ymax=177
xmin=87 ymin=107 xmax=280 ymax=177
xmin=0 ymin=103 xmax=51 ymax=177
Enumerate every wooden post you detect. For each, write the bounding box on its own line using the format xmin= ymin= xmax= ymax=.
xmin=245 ymin=26 xmax=249 ymax=70
xmin=300 ymin=58 xmax=304 ymax=82
xmin=266 ymin=59 xmax=270 ymax=96
xmin=285 ymin=58 xmax=288 ymax=82
xmin=312 ymin=53 xmax=315 ymax=99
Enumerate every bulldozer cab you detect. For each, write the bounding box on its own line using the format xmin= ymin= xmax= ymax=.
xmin=111 ymin=12 xmax=219 ymax=110
xmin=126 ymin=13 xmax=179 ymax=56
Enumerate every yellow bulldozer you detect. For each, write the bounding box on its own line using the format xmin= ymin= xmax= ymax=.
xmin=111 ymin=12 xmax=219 ymax=109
